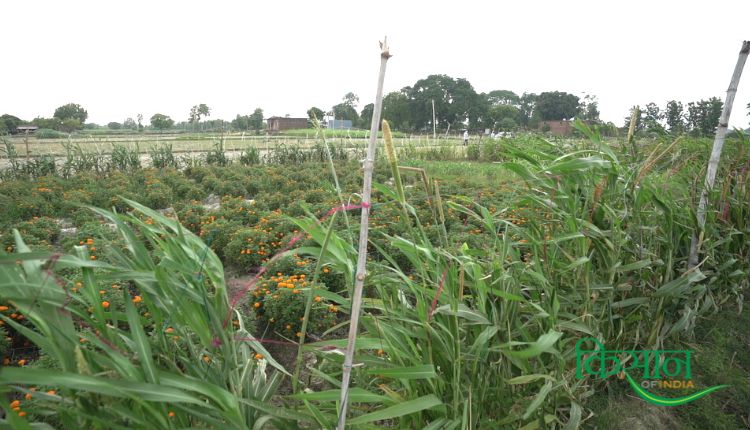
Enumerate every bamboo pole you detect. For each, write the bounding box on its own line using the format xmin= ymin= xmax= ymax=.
xmin=689 ymin=40 xmax=750 ymax=268
xmin=336 ymin=38 xmax=391 ymax=430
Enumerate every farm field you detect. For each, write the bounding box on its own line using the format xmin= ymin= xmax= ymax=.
xmin=1 ymin=128 xmax=749 ymax=428
xmin=1 ymin=129 xmax=411 ymax=158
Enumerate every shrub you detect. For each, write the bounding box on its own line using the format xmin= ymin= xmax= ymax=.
xmin=253 ymin=274 xmax=331 ymax=338
xmin=35 ymin=128 xmax=66 ymax=139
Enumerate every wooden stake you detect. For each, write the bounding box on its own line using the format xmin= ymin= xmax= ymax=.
xmin=336 ymin=38 xmax=391 ymax=430
xmin=689 ymin=41 xmax=750 ymax=268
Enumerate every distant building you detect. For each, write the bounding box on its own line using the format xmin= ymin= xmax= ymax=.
xmin=267 ymin=117 xmax=308 ymax=133
xmin=328 ymin=119 xmax=353 ymax=130
xmin=539 ymin=120 xmax=573 ymax=136
xmin=16 ymin=126 xmax=39 ymax=134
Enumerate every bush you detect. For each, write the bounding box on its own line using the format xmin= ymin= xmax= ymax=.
xmin=3 ymin=216 xmax=60 ymax=251
xmin=35 ymin=128 xmax=66 ymax=139
xmin=253 ymin=275 xmax=332 ymax=338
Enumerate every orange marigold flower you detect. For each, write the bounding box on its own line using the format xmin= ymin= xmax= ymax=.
xmin=18 ymin=411 xmax=26 ymax=417
xmin=254 ymin=353 xmax=263 ymax=360
xmin=165 ymin=327 xmax=174 ymax=334
xmin=168 ymin=411 xmax=175 ymax=418
xmin=253 ymin=302 xmax=261 ymax=308
xmin=101 ymin=301 xmax=110 ymax=308
xmin=18 ymin=359 xmax=26 ymax=366
xmin=47 ymin=390 xmax=56 ymax=395
xmin=90 ymin=255 xmax=97 ymax=260
xmin=0 ymin=306 xmax=8 ymax=311
xmin=10 ymin=400 xmax=20 ymax=408
xmin=314 ymin=296 xmax=322 ymax=302
xmin=25 ymin=393 xmax=32 ymax=400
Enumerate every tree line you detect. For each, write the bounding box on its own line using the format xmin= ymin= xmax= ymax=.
xmin=2 ymin=83 xmax=748 ymax=136
xmin=625 ymin=98 xmax=738 ymax=137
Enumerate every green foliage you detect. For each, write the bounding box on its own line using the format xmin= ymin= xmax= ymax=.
xmin=253 ymin=268 xmax=332 ymax=339
xmin=53 ymin=103 xmax=88 ymax=124
xmin=307 ymin=107 xmax=325 ymax=123
xmin=0 ymin=114 xmax=22 ymax=134
xmin=249 ymin=108 xmax=264 ymax=135
xmin=110 ymin=143 xmax=141 ymax=172
xmin=149 ymin=113 xmax=174 ymax=131
xmin=535 ymin=91 xmax=580 ymax=120
xmin=149 ymin=143 xmax=178 ymax=169
xmin=35 ymin=128 xmax=66 ymax=139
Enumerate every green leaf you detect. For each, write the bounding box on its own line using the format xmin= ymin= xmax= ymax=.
xmin=0 ymin=368 xmax=204 ymax=405
xmin=501 ymin=330 xmax=563 ymax=359
xmin=366 ymin=364 xmax=436 ymax=380
xmin=507 ymin=374 xmax=554 ymax=385
xmin=433 ymin=304 xmax=490 ymax=325
xmin=522 ymin=380 xmax=553 ymax=419
xmin=290 ymin=388 xmax=389 ymax=403
xmin=347 ymin=394 xmax=444 ymax=425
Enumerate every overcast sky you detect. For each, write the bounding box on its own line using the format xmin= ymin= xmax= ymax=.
xmin=2 ymin=0 xmax=749 ymax=128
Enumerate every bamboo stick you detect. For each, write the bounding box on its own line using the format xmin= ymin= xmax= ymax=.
xmin=336 ymin=38 xmax=391 ymax=430
xmin=689 ymin=41 xmax=750 ymax=268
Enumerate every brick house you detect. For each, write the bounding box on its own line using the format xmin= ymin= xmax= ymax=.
xmin=267 ymin=117 xmax=308 ymax=133
xmin=539 ymin=120 xmax=573 ymax=136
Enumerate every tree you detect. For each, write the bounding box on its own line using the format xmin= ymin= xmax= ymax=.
xmin=123 ymin=118 xmax=137 ymax=130
xmin=579 ymin=95 xmax=600 ymax=122
xmin=249 ymin=108 xmax=264 ymax=135
xmin=665 ymin=100 xmax=684 ymax=134
xmin=53 ymin=103 xmax=88 ymax=124
xmin=642 ymin=102 xmax=664 ymax=133
xmin=189 ymin=104 xmax=211 ymax=131
xmin=31 ymin=117 xmax=62 ymax=130
xmin=58 ymin=119 xmax=82 ymax=133
xmin=686 ymin=98 xmax=723 ymax=136
xmin=150 ymin=113 xmax=174 ymax=132
xmin=307 ymin=107 xmax=325 ymax=123
xmin=342 ymin=92 xmax=359 ymax=109
xmin=137 ymin=114 xmax=144 ymax=132
xmin=332 ymin=93 xmax=360 ymax=123
xmin=0 ymin=114 xmax=22 ymax=134
xmin=535 ymin=92 xmax=580 ymax=121
xmin=359 ymin=103 xmax=374 ymax=128
xmin=518 ymin=92 xmax=538 ymax=127
xmin=406 ymin=74 xmax=481 ymax=131
xmin=486 ymin=90 xmax=520 ymax=106
xmin=198 ymin=104 xmax=210 ymax=120
xmin=108 ymin=122 xmax=122 ymax=130
xmin=382 ymin=90 xmax=412 ymax=131
xmin=486 ymin=104 xmax=521 ymax=131
xmin=231 ymin=114 xmax=250 ymax=131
